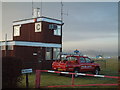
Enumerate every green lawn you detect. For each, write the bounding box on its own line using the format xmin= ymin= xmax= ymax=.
xmin=18 ymin=58 xmax=119 ymax=88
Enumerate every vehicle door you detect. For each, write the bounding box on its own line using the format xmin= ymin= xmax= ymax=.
xmin=79 ymin=57 xmax=87 ymax=72
xmin=67 ymin=56 xmax=78 ymax=71
xmin=84 ymin=57 xmax=95 ymax=71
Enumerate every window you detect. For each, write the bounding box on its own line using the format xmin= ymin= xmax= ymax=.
xmin=67 ymin=57 xmax=77 ymax=61
xmin=49 ymin=24 xmax=61 ymax=36
xmin=46 ymin=47 xmax=52 ymax=60
xmin=80 ymin=57 xmax=85 ymax=63
xmin=14 ymin=25 xmax=21 ymax=36
xmin=85 ymin=58 xmax=91 ymax=63
xmin=1 ymin=46 xmax=6 ymax=50
xmin=8 ymin=45 xmax=14 ymax=50
xmin=54 ymin=25 xmax=61 ymax=36
xmin=1 ymin=45 xmax=13 ymax=50
xmin=53 ymin=48 xmax=60 ymax=60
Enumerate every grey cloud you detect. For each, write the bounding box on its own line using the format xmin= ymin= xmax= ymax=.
xmin=63 ymin=32 xmax=117 ymax=42
xmin=2 ymin=2 xmax=118 ymax=56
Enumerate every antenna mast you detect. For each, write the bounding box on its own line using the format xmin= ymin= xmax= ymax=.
xmin=32 ymin=0 xmax=33 ymax=16
xmin=61 ymin=1 xmax=68 ymax=23
xmin=61 ymin=1 xmax=63 ymax=23
xmin=40 ymin=0 xmax=42 ymax=17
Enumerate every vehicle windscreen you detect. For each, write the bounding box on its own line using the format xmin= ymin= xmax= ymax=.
xmin=56 ymin=54 xmax=67 ymax=60
xmin=66 ymin=57 xmax=77 ymax=61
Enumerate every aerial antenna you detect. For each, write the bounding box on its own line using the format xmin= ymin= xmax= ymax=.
xmin=32 ymin=0 xmax=34 ymax=16
xmin=61 ymin=1 xmax=68 ymax=23
xmin=32 ymin=0 xmax=42 ymax=18
xmin=61 ymin=1 xmax=63 ymax=23
xmin=40 ymin=0 xmax=42 ymax=17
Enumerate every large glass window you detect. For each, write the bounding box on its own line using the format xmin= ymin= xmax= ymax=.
xmin=1 ymin=45 xmax=13 ymax=50
xmin=53 ymin=48 xmax=60 ymax=60
xmin=67 ymin=57 xmax=77 ymax=61
xmin=46 ymin=47 xmax=52 ymax=60
xmin=80 ymin=57 xmax=85 ymax=63
xmin=54 ymin=25 xmax=61 ymax=36
xmin=1 ymin=45 xmax=6 ymax=50
xmin=8 ymin=45 xmax=14 ymax=50
xmin=85 ymin=58 xmax=91 ymax=63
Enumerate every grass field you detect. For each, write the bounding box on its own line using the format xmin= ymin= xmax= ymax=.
xmin=18 ymin=58 xmax=119 ymax=88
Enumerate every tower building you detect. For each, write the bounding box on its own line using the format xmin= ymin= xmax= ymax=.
xmin=1 ymin=16 xmax=63 ymax=70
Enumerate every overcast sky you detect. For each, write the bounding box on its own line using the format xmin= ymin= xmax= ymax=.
xmin=1 ymin=2 xmax=118 ymax=56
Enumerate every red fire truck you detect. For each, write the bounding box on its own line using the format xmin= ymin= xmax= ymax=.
xmin=52 ymin=54 xmax=100 ymax=77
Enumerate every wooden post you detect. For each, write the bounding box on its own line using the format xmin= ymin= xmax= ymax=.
xmin=35 ymin=70 xmax=41 ymax=88
xmin=71 ymin=74 xmax=74 ymax=86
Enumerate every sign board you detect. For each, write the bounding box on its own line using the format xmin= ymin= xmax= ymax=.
xmin=21 ymin=69 xmax=33 ymax=74
xmin=14 ymin=25 xmax=21 ymax=36
xmin=35 ymin=22 xmax=42 ymax=32
xmin=33 ymin=53 xmax=37 ymax=56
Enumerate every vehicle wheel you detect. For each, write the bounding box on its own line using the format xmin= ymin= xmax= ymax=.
xmin=59 ymin=73 xmax=64 ymax=76
xmin=74 ymin=68 xmax=79 ymax=77
xmin=93 ymin=68 xmax=99 ymax=75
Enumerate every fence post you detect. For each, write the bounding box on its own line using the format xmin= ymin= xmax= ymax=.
xmin=35 ymin=70 xmax=41 ymax=88
xmin=72 ymin=74 xmax=74 ymax=86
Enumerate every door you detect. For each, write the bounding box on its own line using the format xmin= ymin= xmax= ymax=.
xmin=36 ymin=47 xmax=43 ymax=70
xmin=84 ymin=57 xmax=95 ymax=71
xmin=79 ymin=57 xmax=87 ymax=72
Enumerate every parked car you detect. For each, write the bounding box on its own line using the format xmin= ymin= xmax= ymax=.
xmin=52 ymin=54 xmax=100 ymax=77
